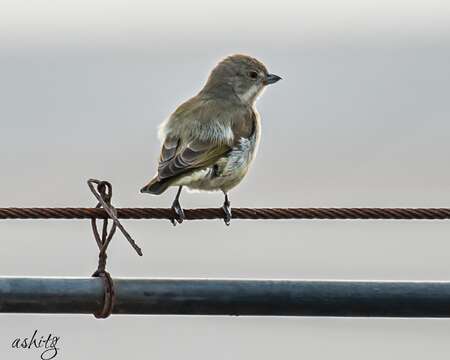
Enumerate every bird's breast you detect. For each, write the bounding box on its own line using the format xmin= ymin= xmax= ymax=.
xmin=222 ymin=135 xmax=258 ymax=175
xmin=175 ymin=112 xmax=261 ymax=192
xmin=176 ymin=133 xmax=259 ymax=192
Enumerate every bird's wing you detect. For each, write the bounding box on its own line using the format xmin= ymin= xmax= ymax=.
xmin=157 ymin=137 xmax=231 ymax=181
xmin=155 ymin=97 xmax=254 ymax=182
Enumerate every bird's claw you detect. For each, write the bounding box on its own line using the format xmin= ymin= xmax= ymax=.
xmin=171 ymin=199 xmax=185 ymax=226
xmin=222 ymin=200 xmax=232 ymax=226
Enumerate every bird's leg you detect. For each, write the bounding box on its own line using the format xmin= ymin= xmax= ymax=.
xmin=171 ymin=186 xmax=185 ymax=226
xmin=222 ymin=192 xmax=232 ymax=226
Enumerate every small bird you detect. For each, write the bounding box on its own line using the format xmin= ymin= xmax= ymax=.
xmin=140 ymin=54 xmax=281 ymax=225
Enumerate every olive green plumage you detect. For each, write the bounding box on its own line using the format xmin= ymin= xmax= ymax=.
xmin=140 ymin=54 xmax=281 ymax=224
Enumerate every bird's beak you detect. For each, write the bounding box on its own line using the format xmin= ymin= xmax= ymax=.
xmin=264 ymin=73 xmax=282 ymax=85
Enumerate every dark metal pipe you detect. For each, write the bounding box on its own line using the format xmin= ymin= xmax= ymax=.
xmin=1 ymin=278 xmax=450 ymax=317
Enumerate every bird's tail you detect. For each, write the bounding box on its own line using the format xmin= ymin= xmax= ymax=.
xmin=140 ymin=176 xmax=171 ymax=195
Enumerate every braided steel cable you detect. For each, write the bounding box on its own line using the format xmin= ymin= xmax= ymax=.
xmin=1 ymin=207 xmax=450 ymax=220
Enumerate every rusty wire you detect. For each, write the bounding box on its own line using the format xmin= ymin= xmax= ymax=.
xmin=1 ymin=207 xmax=450 ymax=220
xmin=87 ymin=179 xmax=142 ymax=319
xmin=87 ymin=179 xmax=142 ymax=256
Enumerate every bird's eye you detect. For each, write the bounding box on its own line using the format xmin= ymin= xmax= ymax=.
xmin=248 ymin=71 xmax=258 ymax=80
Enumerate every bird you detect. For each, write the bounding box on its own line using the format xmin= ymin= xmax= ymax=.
xmin=140 ymin=54 xmax=281 ymax=225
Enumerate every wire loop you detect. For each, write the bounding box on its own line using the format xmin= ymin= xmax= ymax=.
xmin=87 ymin=179 xmax=142 ymax=319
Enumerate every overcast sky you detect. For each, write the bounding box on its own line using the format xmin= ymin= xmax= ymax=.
xmin=1 ymin=0 xmax=450 ymax=45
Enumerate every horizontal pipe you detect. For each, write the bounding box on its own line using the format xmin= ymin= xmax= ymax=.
xmin=1 ymin=278 xmax=450 ymax=317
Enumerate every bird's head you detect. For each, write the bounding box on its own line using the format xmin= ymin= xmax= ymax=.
xmin=203 ymin=54 xmax=281 ymax=105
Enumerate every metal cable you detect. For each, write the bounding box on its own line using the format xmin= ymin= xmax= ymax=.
xmin=1 ymin=207 xmax=450 ymax=220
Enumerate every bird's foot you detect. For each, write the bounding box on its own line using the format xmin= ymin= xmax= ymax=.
xmin=222 ymin=198 xmax=232 ymax=226
xmin=171 ymin=198 xmax=185 ymax=226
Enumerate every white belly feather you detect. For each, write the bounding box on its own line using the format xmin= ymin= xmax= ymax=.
xmin=174 ymin=134 xmax=259 ymax=192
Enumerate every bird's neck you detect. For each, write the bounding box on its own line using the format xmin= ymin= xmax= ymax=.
xmin=199 ymin=82 xmax=241 ymax=103
xmin=237 ymin=84 xmax=263 ymax=105
xmin=200 ymin=82 xmax=261 ymax=107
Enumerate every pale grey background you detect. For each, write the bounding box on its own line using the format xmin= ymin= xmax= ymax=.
xmin=1 ymin=0 xmax=450 ymax=359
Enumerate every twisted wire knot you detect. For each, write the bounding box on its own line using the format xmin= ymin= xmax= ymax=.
xmin=87 ymin=179 xmax=143 ymax=319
